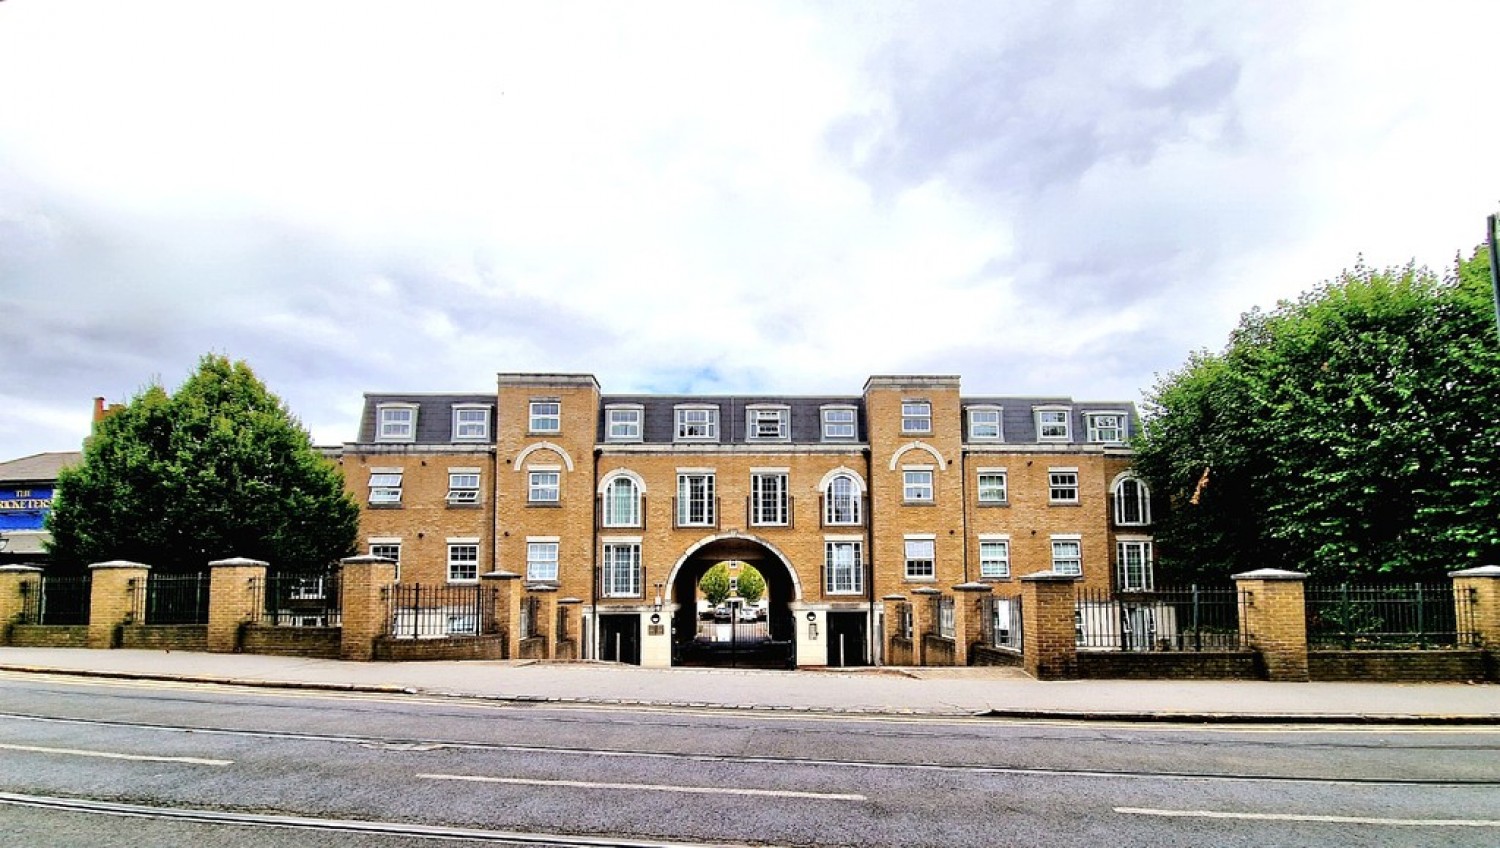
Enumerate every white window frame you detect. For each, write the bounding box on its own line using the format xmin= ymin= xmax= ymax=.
xmin=452 ymin=405 xmax=490 ymax=441
xmin=674 ymin=405 xmax=719 ymax=442
xmin=903 ymin=467 xmax=934 ymax=503
xmin=369 ymin=540 xmax=401 ymax=582
xmin=1051 ymin=535 xmax=1082 ymax=576
xmin=602 ymin=476 xmax=641 ymax=527
xmin=750 ymin=471 xmax=789 ymax=526
xmin=526 ymin=538 xmax=560 ymax=583
xmin=979 ymin=536 xmax=1011 ymax=579
xmin=901 ymin=401 xmax=932 ymax=434
xmin=824 ymin=473 xmax=862 ymax=525
xmin=447 ymin=541 xmax=480 ymax=583
xmin=1049 ymin=467 xmax=1079 ymax=504
xmin=529 ymin=400 xmax=561 ymax=434
xmin=368 ymin=469 xmax=403 ymax=505
xmin=376 ymin=403 xmax=418 ymax=443
xmin=1113 ymin=475 xmax=1151 ymax=526
xmin=605 ymin=405 xmax=643 ymax=442
xmin=977 ymin=468 xmax=1008 ymax=504
xmin=904 ymin=534 xmax=936 ymax=581
xmin=446 ymin=470 xmax=480 ymax=504
xmin=1117 ymin=538 xmax=1154 ymax=592
xmin=1035 ymin=406 xmax=1072 ymax=442
xmin=602 ymin=541 xmax=642 ymax=598
xmin=676 ymin=471 xmax=716 ymax=526
xmin=821 ymin=405 xmax=857 ymax=441
xmin=1086 ymin=412 xmax=1126 ymax=443
xmin=967 ymin=406 xmax=1003 ymax=441
xmin=528 ymin=468 xmax=560 ymax=503
xmin=823 ymin=539 xmax=864 ymax=595
xmin=746 ymin=405 xmax=789 ymax=442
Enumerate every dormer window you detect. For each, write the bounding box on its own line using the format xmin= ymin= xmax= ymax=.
xmin=821 ymin=406 xmax=857 ymax=440
xmin=453 ymin=405 xmax=490 ymax=441
xmin=746 ymin=406 xmax=789 ymax=441
xmin=968 ymin=406 xmax=1002 ymax=441
xmin=377 ymin=403 xmax=418 ymax=442
xmin=1086 ymin=412 xmax=1126 ymax=443
xmin=675 ymin=405 xmax=719 ymax=442
xmin=1035 ymin=406 xmax=1071 ymax=441
xmin=606 ymin=405 xmax=642 ymax=442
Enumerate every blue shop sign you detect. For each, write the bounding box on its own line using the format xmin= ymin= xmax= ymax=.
xmin=0 ymin=485 xmax=54 ymax=531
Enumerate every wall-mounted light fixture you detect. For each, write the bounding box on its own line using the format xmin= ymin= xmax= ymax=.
xmin=653 ymin=581 xmax=665 ymax=612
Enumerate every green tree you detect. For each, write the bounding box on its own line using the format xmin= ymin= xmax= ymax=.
xmin=1135 ymin=250 xmax=1500 ymax=582
xmin=736 ymin=564 xmax=766 ymax=604
xmin=47 ymin=354 xmax=360 ymax=572
xmin=699 ymin=562 xmax=733 ymax=607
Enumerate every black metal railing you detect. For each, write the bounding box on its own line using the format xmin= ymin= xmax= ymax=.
xmin=253 ymin=570 xmax=342 ymax=627
xmin=520 ymin=594 xmax=541 ymax=639
xmin=937 ymin=596 xmax=956 ymax=639
xmin=21 ymin=573 xmax=92 ymax=626
xmin=387 ymin=583 xmax=498 ymax=640
xmin=1076 ymin=586 xmax=1246 ymax=652
xmin=1306 ymin=583 xmax=1473 ymax=649
xmin=142 ymin=572 xmax=210 ymax=625
xmin=985 ymin=596 xmax=1023 ymax=651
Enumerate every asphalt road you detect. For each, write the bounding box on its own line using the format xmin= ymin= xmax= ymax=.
xmin=1 ymin=671 xmax=1497 ymax=847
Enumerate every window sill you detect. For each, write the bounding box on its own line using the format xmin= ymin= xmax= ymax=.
xmin=901 ymin=500 xmax=936 ymax=507
xmin=977 ymin=501 xmax=1009 ymax=508
xmin=903 ymin=576 xmax=938 ymax=583
xmin=527 ymin=502 xmax=562 ymax=508
xmin=368 ymin=503 xmax=404 ymax=510
xmin=446 ymin=502 xmax=483 ymax=510
xmin=447 ymin=579 xmax=479 ymax=585
xmin=1048 ymin=501 xmax=1081 ymax=507
xmin=979 ymin=576 xmax=1012 ymax=582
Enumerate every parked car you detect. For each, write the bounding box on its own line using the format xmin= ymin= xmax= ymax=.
xmin=738 ymin=606 xmax=760 ymax=622
xmin=713 ymin=605 xmax=731 ymax=621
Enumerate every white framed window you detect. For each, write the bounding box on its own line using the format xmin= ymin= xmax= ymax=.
xmin=821 ymin=405 xmax=857 ymax=440
xmin=602 ymin=542 xmax=642 ymax=598
xmin=824 ymin=539 xmax=864 ymax=595
xmin=904 ymin=536 xmax=936 ymax=580
xmin=452 ymin=405 xmax=490 ymax=441
xmin=1117 ymin=539 xmax=1154 ymax=592
xmin=977 ymin=469 xmax=1008 ymax=504
xmin=903 ymin=468 xmax=934 ymax=502
xmin=746 ymin=406 xmax=789 ymax=441
xmin=1086 ymin=412 xmax=1126 ymax=443
xmin=1035 ymin=406 xmax=1071 ymax=441
xmin=529 ymin=400 xmax=561 ymax=434
xmin=370 ymin=540 xmax=401 ymax=582
xmin=606 ymin=405 xmax=642 ymax=442
xmin=676 ymin=472 xmax=716 ymax=526
xmin=602 ymin=476 xmax=641 ymax=527
xmin=368 ymin=470 xmax=403 ymax=505
xmin=528 ymin=469 xmax=560 ymax=503
xmin=979 ymin=537 xmax=1011 ymax=579
xmin=1049 ymin=468 xmax=1079 ymax=504
xmin=1113 ymin=476 xmax=1151 ymax=525
xmin=675 ymin=405 xmax=719 ymax=441
xmin=447 ymin=542 xmax=479 ymax=583
xmin=901 ymin=401 xmax=932 ymax=434
xmin=377 ymin=403 xmax=418 ymax=442
xmin=968 ymin=406 xmax=1002 ymax=441
xmin=446 ymin=470 xmax=480 ymax=504
xmin=1051 ymin=536 xmax=1082 ymax=576
xmin=824 ymin=473 xmax=862 ymax=525
xmin=526 ymin=539 xmax=559 ymax=583
xmin=751 ymin=472 xmax=788 ymax=525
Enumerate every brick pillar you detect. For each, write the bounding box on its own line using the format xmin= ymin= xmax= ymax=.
xmin=1233 ymin=568 xmax=1309 ymax=681
xmin=911 ymin=586 xmax=940 ymax=665
xmin=207 ymin=557 xmax=267 ymax=653
xmin=530 ymin=585 xmax=559 ymax=659
xmin=1450 ymin=565 xmax=1500 ymax=651
xmin=881 ymin=594 xmax=906 ymax=666
xmin=481 ymin=569 xmax=521 ymax=659
xmin=1020 ymin=571 xmax=1078 ymax=680
xmin=340 ymin=554 xmax=397 ymax=661
xmin=88 ymin=560 xmax=150 ymax=650
xmin=0 ymin=565 xmax=43 ymax=636
xmin=557 ymin=596 xmax=582 ymax=660
xmin=952 ymin=582 xmax=993 ymax=666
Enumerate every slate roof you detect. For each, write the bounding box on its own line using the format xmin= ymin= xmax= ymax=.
xmin=353 ymin=394 xmax=496 ymax=444
xmin=598 ymin=395 xmax=867 ymax=444
xmin=0 ymin=452 xmax=82 ymax=483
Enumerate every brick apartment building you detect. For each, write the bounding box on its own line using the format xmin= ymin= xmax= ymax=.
xmin=338 ymin=373 xmax=1151 ymax=668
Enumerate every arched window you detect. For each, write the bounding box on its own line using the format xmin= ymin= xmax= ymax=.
xmin=603 ymin=476 xmax=641 ymax=527
xmin=824 ymin=474 xmax=862 ymax=526
xmin=1113 ymin=476 xmax=1151 ymax=526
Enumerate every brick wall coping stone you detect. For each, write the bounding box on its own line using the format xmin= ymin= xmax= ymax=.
xmin=1449 ymin=565 xmax=1500 ymax=578
xmin=0 ymin=564 xmax=43 ymax=573
xmin=559 ymin=597 xmax=582 ymax=605
xmin=881 ymin=594 xmax=907 ymax=601
xmin=911 ymin=586 xmax=942 ymax=595
xmin=340 ymin=554 xmax=394 ymax=566
xmin=528 ymin=584 xmax=559 ymax=594
xmin=1231 ymin=568 xmax=1308 ymax=581
xmin=482 ymin=570 xmax=522 ymax=580
xmin=209 ymin=557 xmax=268 ymax=569
xmin=953 ymin=582 xmax=993 ymax=592
xmin=1021 ymin=570 xmax=1080 ymax=583
xmin=89 ymin=560 xmax=150 ymax=571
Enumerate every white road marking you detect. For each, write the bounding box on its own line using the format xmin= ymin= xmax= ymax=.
xmin=419 ymin=772 xmax=866 ymax=801
xmin=1116 ymin=807 xmax=1500 ymax=828
xmin=0 ymin=742 xmax=231 ymax=766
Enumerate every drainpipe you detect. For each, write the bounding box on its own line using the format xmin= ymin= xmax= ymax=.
xmin=591 ymin=447 xmax=601 ymax=661
xmin=959 ymin=445 xmax=970 ymax=583
xmin=863 ymin=444 xmax=876 ymax=666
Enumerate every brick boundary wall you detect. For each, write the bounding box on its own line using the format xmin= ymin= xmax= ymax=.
xmin=7 ymin=624 xmax=89 ymax=648
xmin=517 ymin=635 xmax=549 ymax=660
xmin=1077 ymin=651 xmax=1261 ymax=680
xmin=239 ymin=625 xmax=342 ymax=659
xmin=119 ymin=625 xmax=208 ymax=652
xmin=923 ymin=635 xmax=956 ymax=666
xmin=1309 ymin=649 xmax=1491 ymax=682
xmin=887 ymin=637 xmax=915 ymax=666
xmin=373 ymin=634 xmax=505 ymax=661
xmin=971 ymin=645 xmax=1022 ymax=667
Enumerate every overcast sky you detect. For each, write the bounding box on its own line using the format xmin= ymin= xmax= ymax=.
xmin=2 ymin=1 xmax=1497 ymax=458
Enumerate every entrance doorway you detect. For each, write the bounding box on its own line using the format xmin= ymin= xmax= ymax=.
xmin=669 ymin=535 xmax=797 ymax=669
xmin=826 ymin=611 xmax=868 ymax=667
xmin=599 ymin=614 xmax=641 ymax=665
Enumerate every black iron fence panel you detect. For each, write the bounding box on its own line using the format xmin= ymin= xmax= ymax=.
xmin=1076 ymin=586 xmax=1246 ymax=652
xmin=985 ymin=596 xmax=1023 ymax=650
xmin=1306 ymin=583 xmax=1472 ymax=649
xmin=144 ymin=572 xmax=210 ymax=625
xmin=520 ymin=594 xmax=540 ymax=639
xmin=21 ymin=573 xmax=92 ymax=626
xmin=387 ymin=583 xmax=497 ymax=640
xmin=255 ymin=570 xmax=342 ymax=627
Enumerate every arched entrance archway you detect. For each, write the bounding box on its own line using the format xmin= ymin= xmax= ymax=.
xmin=665 ymin=533 xmax=799 ymax=668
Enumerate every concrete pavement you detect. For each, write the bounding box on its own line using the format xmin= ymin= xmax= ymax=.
xmin=1 ymin=646 xmax=1495 ymax=723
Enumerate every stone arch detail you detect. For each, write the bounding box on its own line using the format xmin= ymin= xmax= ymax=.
xmin=817 ymin=465 xmax=868 ymax=494
xmin=597 ymin=468 xmax=648 ymax=495
xmin=887 ymin=441 xmax=947 ymax=471
xmin=513 ymin=441 xmax=576 ymax=472
xmin=665 ymin=531 xmax=803 ymax=602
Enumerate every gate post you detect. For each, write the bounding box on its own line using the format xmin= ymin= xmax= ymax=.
xmin=1020 ymin=571 xmax=1079 ymax=680
xmin=207 ymin=557 xmax=268 ymax=653
xmin=481 ymin=569 xmax=521 ymax=659
xmin=0 ymin=565 xmax=43 ymax=638
xmin=1450 ymin=565 xmax=1500 ymax=658
xmin=1233 ymin=568 xmax=1309 ymax=681
xmin=952 ymin=582 xmax=993 ymax=666
xmin=529 ymin=585 xmax=559 ymax=660
xmin=911 ymin=586 xmax=940 ymax=665
xmin=88 ymin=560 xmax=150 ymax=649
xmin=340 ymin=554 xmax=397 ymax=661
